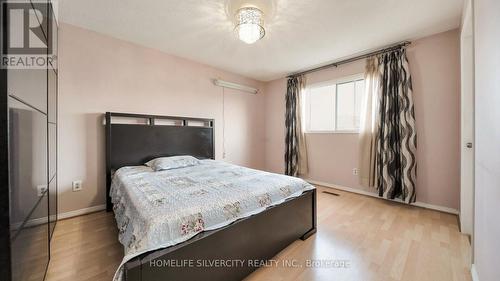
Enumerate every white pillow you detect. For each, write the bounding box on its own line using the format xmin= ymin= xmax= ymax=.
xmin=145 ymin=156 xmax=201 ymax=171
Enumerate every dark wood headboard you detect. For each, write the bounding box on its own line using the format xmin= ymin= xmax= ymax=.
xmin=105 ymin=112 xmax=215 ymax=211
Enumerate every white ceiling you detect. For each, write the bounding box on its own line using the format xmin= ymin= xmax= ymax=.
xmin=59 ymin=0 xmax=463 ymax=81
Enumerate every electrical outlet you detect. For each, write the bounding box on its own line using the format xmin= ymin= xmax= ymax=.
xmin=37 ymin=185 xmax=47 ymax=197
xmin=352 ymin=168 xmax=359 ymax=176
xmin=72 ymin=180 xmax=82 ymax=192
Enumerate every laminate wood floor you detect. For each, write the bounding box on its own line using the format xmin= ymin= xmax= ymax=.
xmin=45 ymin=186 xmax=472 ymax=281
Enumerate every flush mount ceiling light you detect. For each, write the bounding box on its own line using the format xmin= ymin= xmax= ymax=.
xmin=234 ymin=7 xmax=265 ymax=44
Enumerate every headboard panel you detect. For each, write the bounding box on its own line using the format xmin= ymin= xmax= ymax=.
xmin=105 ymin=112 xmax=215 ymax=211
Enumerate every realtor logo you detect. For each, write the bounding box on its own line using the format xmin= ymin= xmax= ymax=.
xmin=1 ymin=0 xmax=55 ymax=69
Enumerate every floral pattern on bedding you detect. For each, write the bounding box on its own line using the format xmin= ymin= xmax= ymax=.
xmin=223 ymin=202 xmax=241 ymax=219
xmin=110 ymin=160 xmax=314 ymax=281
xmin=280 ymin=186 xmax=293 ymax=197
xmin=180 ymin=213 xmax=205 ymax=235
xmin=257 ymin=193 xmax=272 ymax=207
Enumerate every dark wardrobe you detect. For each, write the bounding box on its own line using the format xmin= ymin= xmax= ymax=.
xmin=1 ymin=1 xmax=58 ymax=280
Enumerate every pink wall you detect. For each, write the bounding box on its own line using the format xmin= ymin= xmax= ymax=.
xmin=264 ymin=61 xmax=367 ymax=189
xmin=264 ymin=29 xmax=461 ymax=210
xmin=58 ymin=24 xmax=266 ymax=214
xmin=59 ymin=24 xmax=461 ymax=214
xmin=409 ymin=29 xmax=461 ymax=210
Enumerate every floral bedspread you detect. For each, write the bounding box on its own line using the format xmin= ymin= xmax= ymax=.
xmin=111 ymin=159 xmax=314 ymax=280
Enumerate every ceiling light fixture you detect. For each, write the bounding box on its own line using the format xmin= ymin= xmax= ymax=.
xmin=234 ymin=7 xmax=265 ymax=44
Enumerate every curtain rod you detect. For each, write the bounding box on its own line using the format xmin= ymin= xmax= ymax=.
xmin=287 ymin=41 xmax=411 ymax=78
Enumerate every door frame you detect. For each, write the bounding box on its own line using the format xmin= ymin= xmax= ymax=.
xmin=459 ymin=0 xmax=475 ymax=258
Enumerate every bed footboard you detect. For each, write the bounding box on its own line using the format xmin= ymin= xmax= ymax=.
xmin=124 ymin=189 xmax=317 ymax=281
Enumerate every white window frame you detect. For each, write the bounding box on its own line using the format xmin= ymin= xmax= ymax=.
xmin=304 ymin=73 xmax=365 ymax=134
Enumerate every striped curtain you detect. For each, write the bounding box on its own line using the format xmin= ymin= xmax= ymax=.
xmin=376 ymin=49 xmax=417 ymax=203
xmin=285 ymin=76 xmax=308 ymax=177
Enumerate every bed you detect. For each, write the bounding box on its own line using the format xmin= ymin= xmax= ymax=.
xmin=105 ymin=112 xmax=317 ymax=281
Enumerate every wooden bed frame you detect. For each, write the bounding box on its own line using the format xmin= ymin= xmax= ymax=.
xmin=105 ymin=112 xmax=317 ymax=281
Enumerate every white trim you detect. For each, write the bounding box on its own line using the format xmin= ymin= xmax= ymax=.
xmin=10 ymin=216 xmax=51 ymax=231
xmin=58 ymin=204 xmax=106 ymax=220
xmin=305 ymin=179 xmax=459 ymax=215
xmin=307 ymin=73 xmax=365 ymax=88
xmin=305 ymin=130 xmax=359 ymax=134
xmin=10 ymin=206 xmax=106 ymax=230
xmin=471 ymin=264 xmax=479 ymax=281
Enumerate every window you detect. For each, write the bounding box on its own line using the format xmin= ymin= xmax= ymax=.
xmin=305 ymin=75 xmax=365 ymax=133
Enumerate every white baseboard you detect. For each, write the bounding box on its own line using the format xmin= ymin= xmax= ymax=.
xmin=10 ymin=205 xmax=106 ymax=230
xmin=305 ymin=179 xmax=459 ymax=215
xmin=10 ymin=215 xmax=54 ymax=230
xmin=471 ymin=264 xmax=479 ymax=281
xmin=58 ymin=204 xmax=106 ymax=220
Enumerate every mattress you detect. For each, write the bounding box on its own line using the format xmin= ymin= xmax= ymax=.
xmin=111 ymin=159 xmax=314 ymax=280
